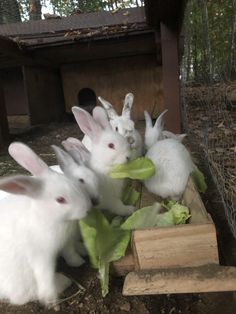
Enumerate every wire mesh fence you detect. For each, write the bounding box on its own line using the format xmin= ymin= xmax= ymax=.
xmin=181 ymin=0 xmax=236 ymax=237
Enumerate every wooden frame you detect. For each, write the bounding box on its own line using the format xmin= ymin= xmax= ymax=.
xmin=113 ymin=177 xmax=236 ymax=295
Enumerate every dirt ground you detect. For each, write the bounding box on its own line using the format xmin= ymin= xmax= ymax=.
xmin=0 ymin=115 xmax=235 ymax=314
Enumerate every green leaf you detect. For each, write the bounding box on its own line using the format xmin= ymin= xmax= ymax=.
xmin=122 ymin=184 xmax=140 ymax=206
xmin=121 ymin=203 xmax=162 ymax=230
xmin=109 ymin=157 xmax=155 ymax=180
xmin=191 ymin=168 xmax=207 ymax=193
xmin=79 ymin=209 xmax=131 ymax=297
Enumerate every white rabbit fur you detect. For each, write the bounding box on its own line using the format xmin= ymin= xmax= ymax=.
xmin=144 ymin=109 xmax=186 ymax=151
xmin=50 ymin=145 xmax=99 ymax=265
xmin=144 ymin=111 xmax=194 ymax=200
xmin=72 ymin=106 xmax=135 ymax=216
xmin=0 ymin=142 xmax=93 ymax=306
xmin=82 ymin=93 xmax=143 ymax=159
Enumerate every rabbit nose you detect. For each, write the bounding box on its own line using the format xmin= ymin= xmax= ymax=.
xmin=127 ymin=136 xmax=135 ymax=145
xmin=91 ymin=197 xmax=99 ymax=207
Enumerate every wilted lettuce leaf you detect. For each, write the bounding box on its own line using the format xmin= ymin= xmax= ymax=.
xmin=191 ymin=168 xmax=207 ymax=193
xmin=79 ymin=209 xmax=131 ymax=297
xmin=122 ymin=201 xmax=191 ymax=230
xmin=109 ymin=157 xmax=155 ymax=180
xmin=121 ymin=203 xmax=162 ymax=230
xmin=122 ymin=184 xmax=140 ymax=206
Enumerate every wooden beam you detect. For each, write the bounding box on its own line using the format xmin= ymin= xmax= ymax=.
xmin=0 ymin=81 xmax=9 ymax=148
xmin=123 ymin=264 xmax=236 ymax=295
xmin=160 ymin=23 xmax=181 ymax=133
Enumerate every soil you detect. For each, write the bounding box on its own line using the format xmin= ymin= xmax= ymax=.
xmin=0 ymin=115 xmax=235 ymax=314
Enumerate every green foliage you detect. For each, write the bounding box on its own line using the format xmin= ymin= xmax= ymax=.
xmin=191 ymin=168 xmax=207 ymax=193
xmin=183 ymin=0 xmax=236 ymax=81
xmin=79 ymin=209 xmax=131 ymax=297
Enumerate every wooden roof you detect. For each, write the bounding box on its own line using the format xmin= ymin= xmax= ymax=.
xmin=0 ymin=7 xmax=148 ymax=49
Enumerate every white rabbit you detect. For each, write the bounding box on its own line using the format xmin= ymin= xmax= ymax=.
xmin=98 ymin=93 xmax=143 ymax=158
xmin=82 ymin=93 xmax=143 ymax=158
xmin=72 ymin=106 xmax=135 ymax=216
xmin=50 ymin=145 xmax=100 ymax=266
xmin=0 ymin=142 xmax=93 ymax=306
xmin=144 ymin=109 xmax=186 ymax=151
xmin=143 ymin=111 xmax=194 ymax=200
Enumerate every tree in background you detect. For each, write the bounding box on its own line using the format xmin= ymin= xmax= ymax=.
xmin=182 ymin=0 xmax=236 ymax=82
xmin=0 ymin=0 xmax=21 ymax=23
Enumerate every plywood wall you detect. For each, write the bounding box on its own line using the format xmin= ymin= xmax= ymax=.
xmin=61 ymin=54 xmax=163 ymax=121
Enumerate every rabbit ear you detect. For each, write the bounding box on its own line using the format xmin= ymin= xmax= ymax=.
xmin=98 ymin=96 xmax=117 ymax=120
xmin=176 ymin=133 xmax=187 ymax=142
xmin=62 ymin=137 xmax=90 ymax=164
xmin=122 ymin=93 xmax=134 ymax=119
xmin=144 ymin=111 xmax=153 ymax=129
xmin=8 ymin=142 xmax=49 ymax=176
xmin=0 ymin=175 xmax=42 ymax=196
xmin=92 ymin=106 xmax=111 ymax=129
xmin=51 ymin=145 xmax=77 ymax=174
xmin=154 ymin=109 xmax=168 ymax=130
xmin=72 ymin=106 xmax=102 ymax=142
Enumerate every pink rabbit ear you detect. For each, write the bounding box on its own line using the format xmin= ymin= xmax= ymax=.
xmin=72 ymin=106 xmax=102 ymax=142
xmin=0 ymin=175 xmax=42 ymax=197
xmin=92 ymin=106 xmax=111 ymax=129
xmin=8 ymin=142 xmax=49 ymax=176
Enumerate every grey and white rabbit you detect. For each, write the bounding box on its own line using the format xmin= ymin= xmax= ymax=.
xmin=72 ymin=106 xmax=135 ymax=216
xmin=143 ymin=111 xmax=194 ymax=200
xmin=0 ymin=142 xmax=93 ymax=306
xmin=82 ymin=93 xmax=143 ymax=158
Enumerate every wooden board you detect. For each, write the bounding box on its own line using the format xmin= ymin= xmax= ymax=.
xmin=132 ymin=223 xmax=219 ymax=270
xmin=183 ymin=177 xmax=211 ymax=224
xmin=123 ymin=264 xmax=236 ymax=295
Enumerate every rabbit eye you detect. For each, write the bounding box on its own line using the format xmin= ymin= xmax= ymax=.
xmin=79 ymin=178 xmax=85 ymax=183
xmin=115 ymin=127 xmax=118 ymax=132
xmin=56 ymin=196 xmax=67 ymax=204
xmin=108 ymin=143 xmax=115 ymax=149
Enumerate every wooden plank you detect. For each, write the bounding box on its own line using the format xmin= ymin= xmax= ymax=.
xmin=183 ymin=177 xmax=212 ymax=224
xmin=133 ymin=223 xmax=219 ymax=270
xmin=112 ymin=251 xmax=135 ymax=276
xmin=160 ymin=23 xmax=181 ymax=133
xmin=123 ymin=264 xmax=236 ymax=295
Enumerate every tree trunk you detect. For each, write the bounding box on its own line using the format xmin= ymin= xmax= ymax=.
xmin=29 ymin=0 xmax=41 ymax=20
xmin=229 ymin=0 xmax=236 ymax=78
xmin=0 ymin=0 xmax=21 ymax=23
xmin=201 ymin=0 xmax=213 ymax=82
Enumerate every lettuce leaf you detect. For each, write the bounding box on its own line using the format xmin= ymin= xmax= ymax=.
xmin=191 ymin=168 xmax=207 ymax=193
xmin=121 ymin=203 xmax=162 ymax=230
xmin=79 ymin=209 xmax=131 ymax=297
xmin=122 ymin=184 xmax=140 ymax=206
xmin=109 ymin=157 xmax=155 ymax=180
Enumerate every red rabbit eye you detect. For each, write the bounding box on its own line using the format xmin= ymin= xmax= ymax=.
xmin=108 ymin=143 xmax=115 ymax=149
xmin=56 ymin=196 xmax=67 ymax=204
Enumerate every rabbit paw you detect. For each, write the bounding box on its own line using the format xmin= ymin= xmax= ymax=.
xmin=65 ymin=252 xmax=85 ymax=267
xmin=56 ymin=273 xmax=72 ymax=295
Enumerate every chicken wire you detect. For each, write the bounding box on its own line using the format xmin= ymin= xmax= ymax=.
xmin=181 ymin=0 xmax=236 ymax=237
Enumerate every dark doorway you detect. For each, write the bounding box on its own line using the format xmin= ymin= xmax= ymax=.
xmin=78 ymin=88 xmax=96 ymax=113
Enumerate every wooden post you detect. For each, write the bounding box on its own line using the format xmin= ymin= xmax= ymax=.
xmin=160 ymin=22 xmax=181 ymax=133
xmin=0 ymin=82 xmax=9 ymax=149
